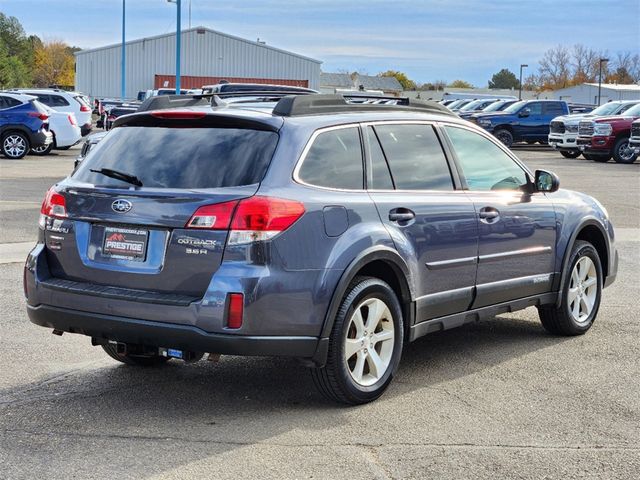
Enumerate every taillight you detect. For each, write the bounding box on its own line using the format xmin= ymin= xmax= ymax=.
xmin=185 ymin=196 xmax=305 ymax=245
xmin=107 ymin=115 xmax=116 ymax=121
xmin=186 ymin=200 xmax=239 ymax=229
xmin=226 ymin=293 xmax=244 ymax=329
xmin=40 ymin=187 xmax=67 ymax=218
xmin=68 ymin=114 xmax=77 ymax=126
xmin=29 ymin=112 xmax=49 ymax=121
xmin=80 ymin=104 xmax=91 ymax=112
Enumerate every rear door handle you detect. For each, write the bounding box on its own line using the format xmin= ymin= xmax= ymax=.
xmin=479 ymin=207 xmax=500 ymax=224
xmin=389 ymin=208 xmax=415 ymax=223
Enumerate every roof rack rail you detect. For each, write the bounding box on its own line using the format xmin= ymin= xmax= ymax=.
xmin=272 ymin=94 xmax=454 ymax=117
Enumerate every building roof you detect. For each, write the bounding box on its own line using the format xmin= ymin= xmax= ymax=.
xmin=320 ymin=72 xmax=403 ymax=92
xmin=75 ymin=26 xmax=322 ymax=64
xmin=583 ymin=83 xmax=640 ymax=91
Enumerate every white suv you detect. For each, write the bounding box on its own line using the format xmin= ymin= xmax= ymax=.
xmin=13 ymin=89 xmax=93 ymax=136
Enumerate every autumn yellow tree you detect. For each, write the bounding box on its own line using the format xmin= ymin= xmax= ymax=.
xmin=33 ymin=40 xmax=75 ymax=87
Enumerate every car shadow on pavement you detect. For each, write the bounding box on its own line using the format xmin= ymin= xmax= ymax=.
xmin=0 ymin=313 xmax=570 ymax=478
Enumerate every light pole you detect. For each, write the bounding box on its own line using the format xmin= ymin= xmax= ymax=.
xmin=167 ymin=0 xmax=182 ymax=94
xmin=121 ymin=0 xmax=126 ymax=99
xmin=598 ymin=58 xmax=609 ymax=106
xmin=519 ymin=64 xmax=528 ymax=100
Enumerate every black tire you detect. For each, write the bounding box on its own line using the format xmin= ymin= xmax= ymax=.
xmin=311 ymin=276 xmax=404 ymax=405
xmin=494 ymin=129 xmax=514 ymax=148
xmin=584 ymin=153 xmax=610 ymax=162
xmin=538 ymin=240 xmax=602 ymax=336
xmin=560 ymin=150 xmax=581 ymax=159
xmin=612 ymin=137 xmax=637 ymax=164
xmin=101 ymin=343 xmax=170 ymax=366
xmin=31 ymin=142 xmax=54 ymax=156
xmin=1 ymin=131 xmax=30 ymax=159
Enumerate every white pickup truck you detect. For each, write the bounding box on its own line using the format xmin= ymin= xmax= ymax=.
xmin=548 ymin=100 xmax=639 ymax=158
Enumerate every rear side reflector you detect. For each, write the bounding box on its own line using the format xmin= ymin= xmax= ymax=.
xmin=185 ymin=196 xmax=305 ymax=245
xmin=226 ymin=293 xmax=244 ymax=329
xmin=150 ymin=110 xmax=207 ymax=119
xmin=68 ymin=114 xmax=77 ymax=126
xmin=40 ymin=187 xmax=67 ymax=218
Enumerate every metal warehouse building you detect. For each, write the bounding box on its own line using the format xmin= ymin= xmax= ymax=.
xmin=548 ymin=83 xmax=640 ymax=104
xmin=75 ymin=27 xmax=322 ymax=99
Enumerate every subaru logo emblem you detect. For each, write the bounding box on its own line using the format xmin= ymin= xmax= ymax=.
xmin=111 ymin=199 xmax=132 ymax=213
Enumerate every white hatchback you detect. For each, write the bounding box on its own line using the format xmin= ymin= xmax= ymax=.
xmin=31 ymin=103 xmax=82 ymax=155
xmin=14 ymin=89 xmax=93 ymax=136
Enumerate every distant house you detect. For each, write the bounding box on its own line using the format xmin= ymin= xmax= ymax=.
xmin=546 ymin=83 xmax=640 ymax=105
xmin=320 ymin=72 xmax=403 ymax=94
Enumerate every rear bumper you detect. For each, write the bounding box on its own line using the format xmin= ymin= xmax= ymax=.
xmin=27 ymin=303 xmax=320 ymax=357
xmin=30 ymin=130 xmax=53 ymax=148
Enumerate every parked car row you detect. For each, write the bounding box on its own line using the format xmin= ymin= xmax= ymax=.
xmin=0 ymin=88 xmax=94 ymax=159
xmin=441 ymin=95 xmax=640 ymax=164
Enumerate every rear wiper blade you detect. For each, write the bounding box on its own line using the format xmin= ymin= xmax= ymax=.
xmin=90 ymin=168 xmax=143 ymax=187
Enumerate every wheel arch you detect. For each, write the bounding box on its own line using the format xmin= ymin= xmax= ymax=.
xmin=554 ymin=218 xmax=610 ymax=307
xmin=311 ymin=247 xmax=415 ymax=366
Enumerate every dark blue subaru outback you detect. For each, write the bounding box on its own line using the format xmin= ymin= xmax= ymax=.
xmin=25 ymin=93 xmax=617 ymax=404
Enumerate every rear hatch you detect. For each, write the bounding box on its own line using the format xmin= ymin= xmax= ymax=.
xmin=42 ymin=114 xmax=280 ymax=298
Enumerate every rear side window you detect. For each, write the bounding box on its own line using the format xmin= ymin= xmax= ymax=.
xmin=545 ymin=102 xmax=565 ymax=115
xmin=0 ymin=96 xmax=20 ymax=109
xmin=298 ymin=127 xmax=363 ymax=189
xmin=72 ymin=127 xmax=279 ymax=189
xmin=49 ymin=95 xmax=70 ymax=107
xmin=373 ymin=124 xmax=453 ymax=191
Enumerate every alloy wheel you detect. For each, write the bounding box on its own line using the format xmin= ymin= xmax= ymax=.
xmin=618 ymin=141 xmax=635 ymax=162
xmin=3 ymin=134 xmax=27 ymax=158
xmin=344 ymin=297 xmax=395 ymax=387
xmin=568 ymin=256 xmax=598 ymax=325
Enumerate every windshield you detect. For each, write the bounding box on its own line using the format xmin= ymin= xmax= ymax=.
xmin=459 ymin=100 xmax=485 ymax=111
xmin=623 ymin=103 xmax=640 ymax=117
xmin=447 ymin=99 xmax=466 ymax=109
xmin=503 ymin=101 xmax=527 ymax=114
xmin=483 ymin=100 xmax=509 ymax=112
xmin=72 ymin=126 xmax=279 ymax=189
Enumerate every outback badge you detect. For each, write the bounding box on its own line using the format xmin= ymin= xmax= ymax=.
xmin=111 ymin=199 xmax=133 ymax=213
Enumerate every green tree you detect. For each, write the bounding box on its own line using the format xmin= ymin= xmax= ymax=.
xmin=378 ymin=70 xmax=417 ymax=90
xmin=448 ymin=79 xmax=474 ymax=88
xmin=0 ymin=13 xmax=37 ymax=86
xmin=488 ymin=68 xmax=519 ymax=89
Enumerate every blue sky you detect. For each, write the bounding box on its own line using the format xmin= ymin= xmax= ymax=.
xmin=1 ymin=0 xmax=638 ymax=86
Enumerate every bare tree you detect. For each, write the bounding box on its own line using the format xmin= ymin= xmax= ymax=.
xmin=612 ymin=51 xmax=640 ymax=83
xmin=571 ymin=44 xmax=601 ymax=83
xmin=538 ymin=45 xmax=572 ymax=89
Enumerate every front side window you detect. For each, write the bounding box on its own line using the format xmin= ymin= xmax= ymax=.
xmin=298 ymin=127 xmax=363 ymax=189
xmin=525 ymin=102 xmax=543 ymax=115
xmin=444 ymin=126 xmax=528 ymax=191
xmin=373 ymin=124 xmax=453 ymax=191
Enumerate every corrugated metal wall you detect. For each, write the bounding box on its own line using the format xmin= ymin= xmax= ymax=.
xmin=75 ymin=28 xmax=321 ymax=99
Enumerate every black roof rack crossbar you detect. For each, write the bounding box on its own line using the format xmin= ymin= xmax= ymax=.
xmin=137 ymin=94 xmax=213 ymax=112
xmin=272 ymin=94 xmax=454 ymax=117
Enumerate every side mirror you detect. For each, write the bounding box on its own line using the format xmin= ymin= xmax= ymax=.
xmin=519 ymin=108 xmax=530 ymax=118
xmin=535 ymin=169 xmax=559 ymax=193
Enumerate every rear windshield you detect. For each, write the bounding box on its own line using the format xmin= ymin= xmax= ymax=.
xmin=72 ymin=126 xmax=279 ymax=189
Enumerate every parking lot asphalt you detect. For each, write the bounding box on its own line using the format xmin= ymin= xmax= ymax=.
xmin=1 ymin=144 xmax=639 ymax=479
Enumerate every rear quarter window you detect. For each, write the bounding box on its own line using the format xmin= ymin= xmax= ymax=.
xmin=72 ymin=126 xmax=279 ymax=189
xmin=297 ymin=127 xmax=364 ymax=189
